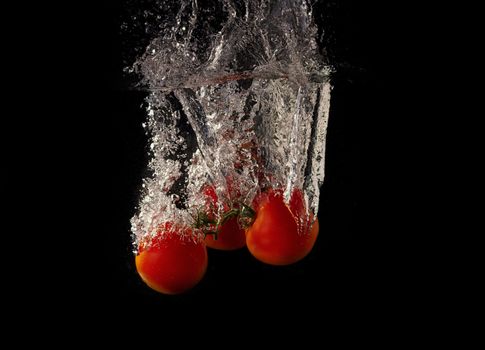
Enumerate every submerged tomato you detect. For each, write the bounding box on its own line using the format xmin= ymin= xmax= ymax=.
xmin=246 ymin=190 xmax=319 ymax=265
xmin=202 ymin=185 xmax=246 ymax=250
xmin=135 ymin=223 xmax=208 ymax=295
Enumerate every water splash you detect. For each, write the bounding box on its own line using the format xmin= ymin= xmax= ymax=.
xmin=128 ymin=0 xmax=332 ymax=250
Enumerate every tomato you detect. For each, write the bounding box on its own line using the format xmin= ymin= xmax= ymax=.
xmin=202 ymin=185 xmax=247 ymax=250
xmin=204 ymin=215 xmax=247 ymax=250
xmin=245 ymin=189 xmax=319 ymax=265
xmin=135 ymin=223 xmax=208 ymax=294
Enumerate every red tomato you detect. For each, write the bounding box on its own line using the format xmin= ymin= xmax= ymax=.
xmin=246 ymin=189 xmax=319 ymax=265
xmin=135 ymin=223 xmax=208 ymax=294
xmin=202 ymin=185 xmax=247 ymax=250
xmin=204 ymin=215 xmax=247 ymax=250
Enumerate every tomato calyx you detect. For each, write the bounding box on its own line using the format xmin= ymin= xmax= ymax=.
xmin=192 ymin=201 xmax=255 ymax=240
xmin=237 ymin=202 xmax=257 ymax=228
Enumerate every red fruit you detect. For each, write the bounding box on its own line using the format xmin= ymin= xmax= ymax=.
xmin=246 ymin=190 xmax=319 ymax=265
xmin=201 ymin=185 xmax=247 ymax=250
xmin=135 ymin=223 xmax=208 ymax=294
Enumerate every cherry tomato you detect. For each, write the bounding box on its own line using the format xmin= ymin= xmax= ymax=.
xmin=202 ymin=185 xmax=246 ymax=250
xmin=204 ymin=216 xmax=247 ymax=250
xmin=246 ymin=189 xmax=319 ymax=265
xmin=135 ymin=223 xmax=208 ymax=294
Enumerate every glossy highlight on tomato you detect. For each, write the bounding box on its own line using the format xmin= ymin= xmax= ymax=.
xmin=135 ymin=223 xmax=208 ymax=295
xmin=246 ymin=190 xmax=319 ymax=265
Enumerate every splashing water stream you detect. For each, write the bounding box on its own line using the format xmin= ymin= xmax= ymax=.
xmin=128 ymin=0 xmax=332 ymax=250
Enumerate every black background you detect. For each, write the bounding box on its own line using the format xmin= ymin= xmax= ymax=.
xmin=8 ymin=0 xmax=375 ymax=323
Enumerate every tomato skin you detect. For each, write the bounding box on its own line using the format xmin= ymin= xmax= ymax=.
xmin=204 ymin=216 xmax=247 ymax=250
xmin=135 ymin=226 xmax=208 ymax=295
xmin=246 ymin=190 xmax=319 ymax=265
xmin=202 ymin=185 xmax=247 ymax=250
